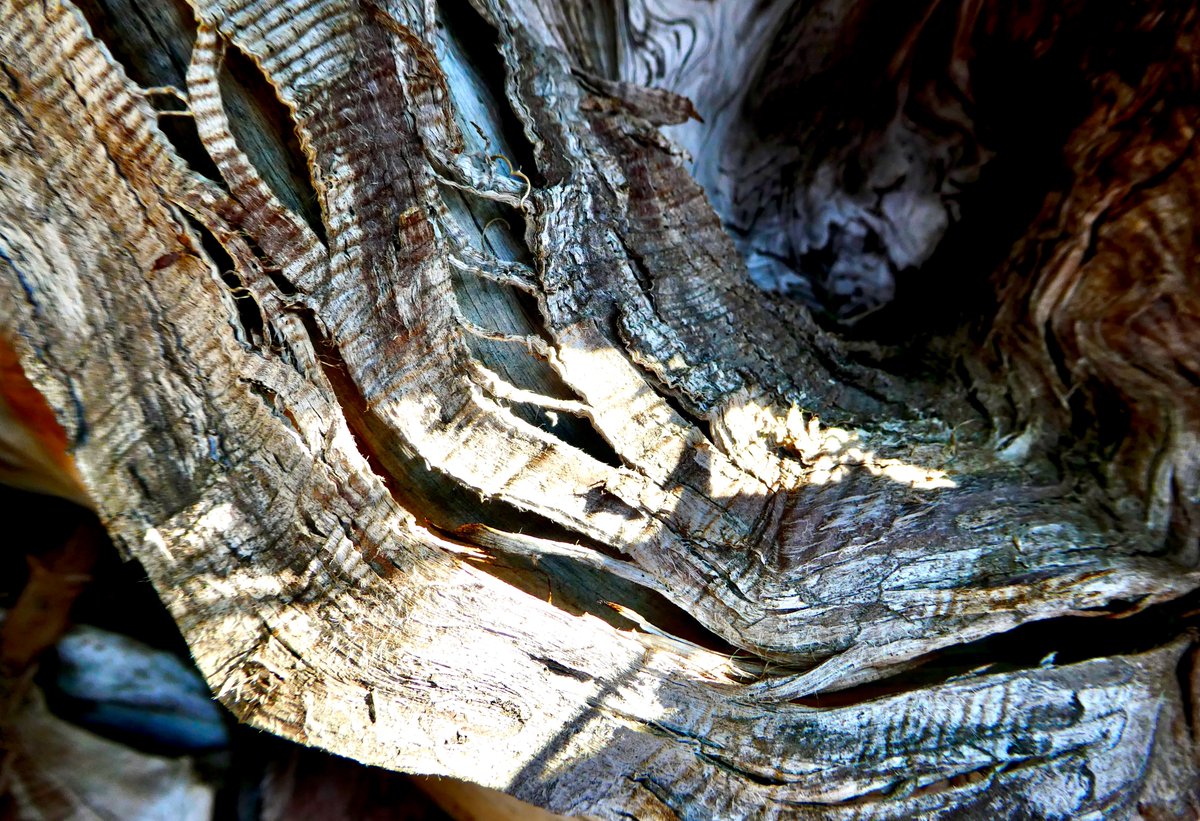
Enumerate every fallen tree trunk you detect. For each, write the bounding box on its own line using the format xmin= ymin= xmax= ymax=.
xmin=2 ymin=0 xmax=1199 ymax=815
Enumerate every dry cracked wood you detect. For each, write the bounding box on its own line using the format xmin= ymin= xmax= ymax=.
xmin=1 ymin=0 xmax=1198 ymax=816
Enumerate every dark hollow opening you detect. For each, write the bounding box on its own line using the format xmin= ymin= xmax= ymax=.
xmin=702 ymin=3 xmax=1149 ymax=352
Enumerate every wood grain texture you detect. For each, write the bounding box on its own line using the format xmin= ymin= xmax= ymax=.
xmin=1 ymin=0 xmax=1198 ymax=816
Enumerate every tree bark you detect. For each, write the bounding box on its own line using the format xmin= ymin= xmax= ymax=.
xmin=2 ymin=0 xmax=1198 ymax=816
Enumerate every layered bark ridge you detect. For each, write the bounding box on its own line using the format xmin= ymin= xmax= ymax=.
xmin=1 ymin=0 xmax=1198 ymax=816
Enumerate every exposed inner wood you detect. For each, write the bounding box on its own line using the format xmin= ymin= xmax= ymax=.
xmin=1 ymin=0 xmax=1198 ymax=816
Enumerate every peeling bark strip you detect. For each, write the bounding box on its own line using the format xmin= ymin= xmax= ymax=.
xmin=1 ymin=0 xmax=1199 ymax=816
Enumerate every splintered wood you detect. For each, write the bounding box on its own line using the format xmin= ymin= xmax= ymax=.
xmin=1 ymin=0 xmax=1197 ymax=816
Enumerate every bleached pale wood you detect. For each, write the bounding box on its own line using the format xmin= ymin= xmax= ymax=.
xmin=1 ymin=0 xmax=1198 ymax=816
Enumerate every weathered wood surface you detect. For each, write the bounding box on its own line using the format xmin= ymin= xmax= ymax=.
xmin=1 ymin=0 xmax=1198 ymax=816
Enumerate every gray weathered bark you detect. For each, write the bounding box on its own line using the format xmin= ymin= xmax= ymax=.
xmin=2 ymin=0 xmax=1198 ymax=816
